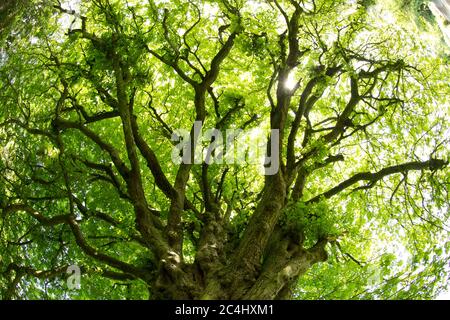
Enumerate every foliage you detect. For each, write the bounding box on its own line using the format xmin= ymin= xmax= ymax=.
xmin=0 ymin=0 xmax=449 ymax=300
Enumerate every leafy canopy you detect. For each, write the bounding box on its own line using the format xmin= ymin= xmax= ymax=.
xmin=0 ymin=0 xmax=449 ymax=299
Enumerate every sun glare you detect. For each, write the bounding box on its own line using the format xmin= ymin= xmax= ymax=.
xmin=284 ymin=71 xmax=297 ymax=91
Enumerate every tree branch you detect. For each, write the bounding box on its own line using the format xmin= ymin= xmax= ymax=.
xmin=2 ymin=204 xmax=147 ymax=279
xmin=307 ymin=159 xmax=448 ymax=204
xmin=53 ymin=118 xmax=130 ymax=179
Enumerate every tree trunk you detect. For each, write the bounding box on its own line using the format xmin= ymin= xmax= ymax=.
xmin=150 ymin=234 xmax=327 ymax=300
xmin=149 ymin=184 xmax=329 ymax=300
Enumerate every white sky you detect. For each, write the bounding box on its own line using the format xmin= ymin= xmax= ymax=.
xmin=436 ymin=290 xmax=450 ymax=299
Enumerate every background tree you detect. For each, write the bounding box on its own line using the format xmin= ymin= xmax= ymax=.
xmin=0 ymin=0 xmax=449 ymax=299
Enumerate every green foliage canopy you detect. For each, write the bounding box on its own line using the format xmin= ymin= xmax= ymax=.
xmin=0 ymin=0 xmax=449 ymax=299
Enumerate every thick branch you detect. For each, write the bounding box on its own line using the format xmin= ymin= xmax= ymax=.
xmin=130 ymin=115 xmax=176 ymax=199
xmin=53 ymin=118 xmax=130 ymax=179
xmin=3 ymin=204 xmax=71 ymax=226
xmin=67 ymin=216 xmax=147 ymax=279
xmin=307 ymin=159 xmax=448 ymax=204
xmin=2 ymin=204 xmax=147 ymax=280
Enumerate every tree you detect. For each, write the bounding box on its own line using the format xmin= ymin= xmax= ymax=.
xmin=0 ymin=0 xmax=449 ymax=300
xmin=0 ymin=0 xmax=27 ymax=35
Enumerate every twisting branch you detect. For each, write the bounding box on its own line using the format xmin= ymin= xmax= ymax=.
xmin=68 ymin=101 xmax=119 ymax=124
xmin=76 ymin=158 xmax=130 ymax=200
xmin=1 ymin=262 xmax=138 ymax=299
xmin=3 ymin=263 xmax=67 ymax=280
xmin=1 ymin=204 xmax=147 ymax=279
xmin=130 ymin=114 xmax=176 ymax=200
xmin=0 ymin=118 xmax=55 ymax=141
xmin=67 ymin=216 xmax=147 ymax=279
xmin=2 ymin=204 xmax=72 ymax=226
xmin=286 ymin=66 xmax=342 ymax=173
xmin=53 ymin=118 xmax=130 ymax=179
xmin=164 ymin=11 xmax=242 ymax=254
xmin=307 ymin=159 xmax=448 ymax=204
